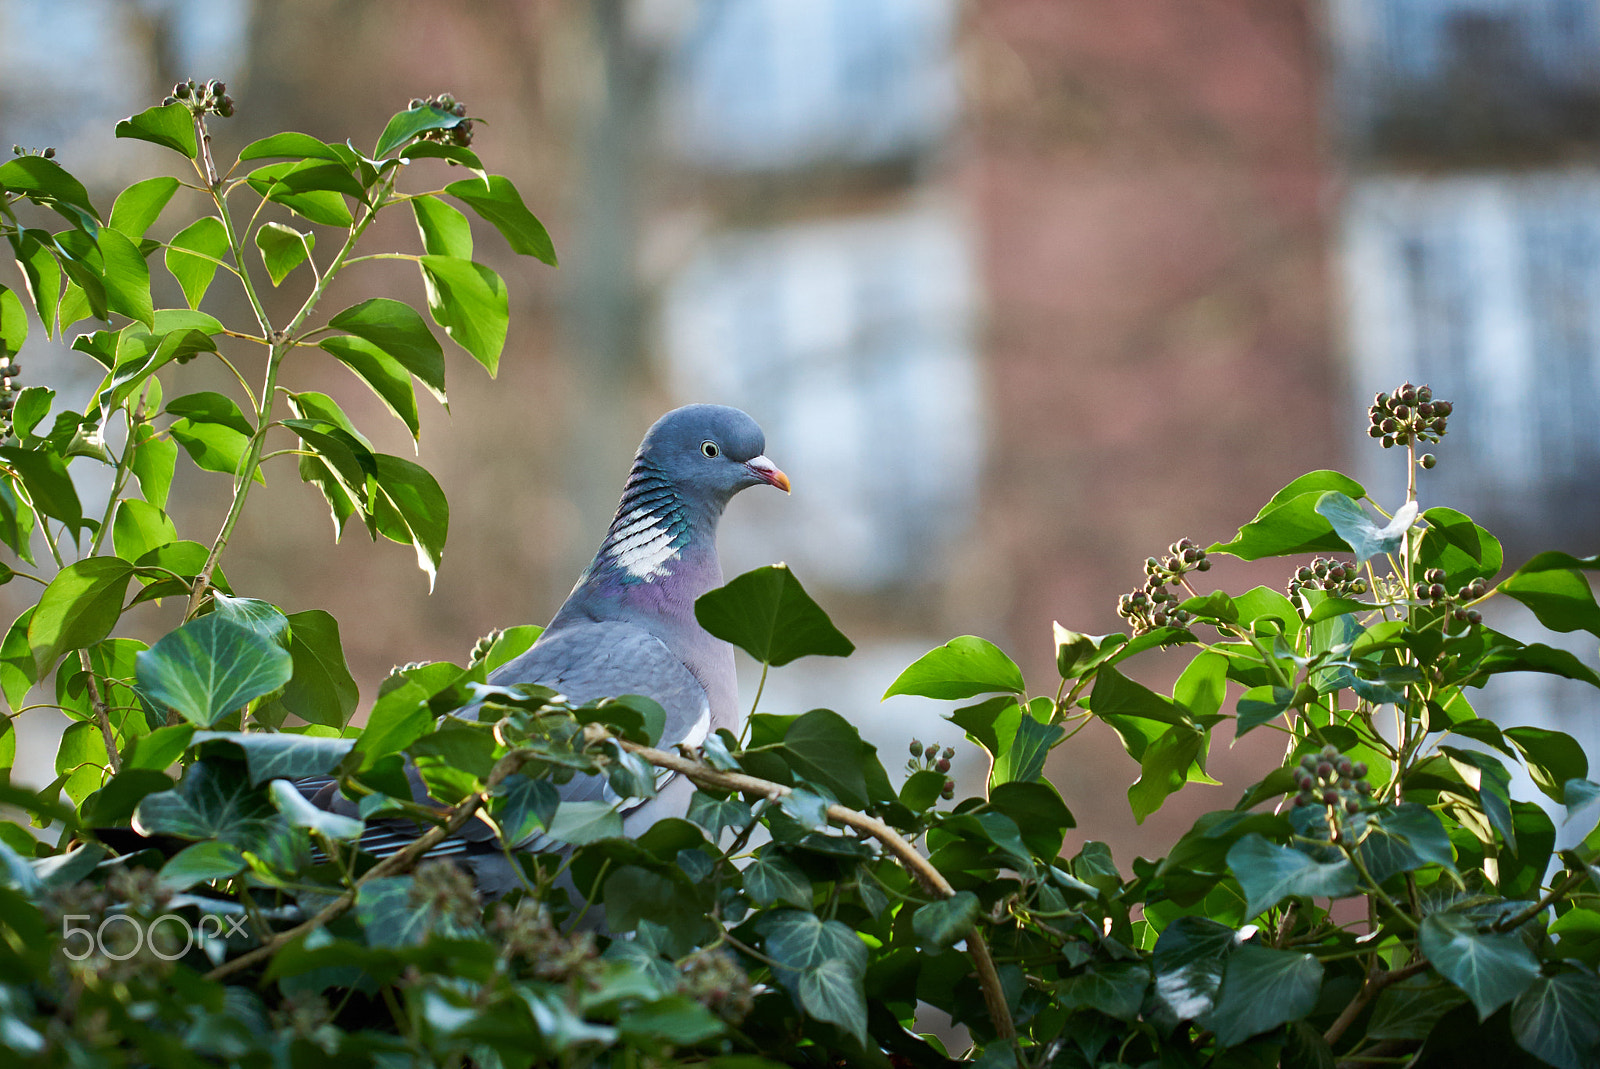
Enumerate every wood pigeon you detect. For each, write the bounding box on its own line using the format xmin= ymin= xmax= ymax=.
xmin=308 ymin=404 xmax=788 ymax=890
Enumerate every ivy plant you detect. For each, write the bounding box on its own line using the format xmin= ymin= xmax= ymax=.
xmin=1 ymin=86 xmax=1599 ymax=1069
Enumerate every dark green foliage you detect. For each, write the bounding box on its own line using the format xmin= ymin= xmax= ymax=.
xmin=2 ymin=97 xmax=1599 ymax=1069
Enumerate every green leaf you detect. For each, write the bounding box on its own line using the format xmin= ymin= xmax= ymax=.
xmin=1510 ymin=971 xmax=1600 ymax=1069
xmin=157 ymin=840 xmax=245 ymax=890
xmin=1150 ymin=916 xmax=1238 ymax=1022
xmin=355 ymin=877 xmax=433 ymax=947
xmin=352 ymin=678 xmax=432 ymax=766
xmin=0 ymin=446 xmax=82 ymax=529
xmin=376 ymin=104 xmax=468 ymax=157
xmin=96 ymin=227 xmax=154 ymax=327
xmin=1236 ymin=685 xmax=1294 ymax=737
xmin=417 ymin=255 xmax=507 ymax=375
xmin=238 ymin=131 xmax=348 ymax=162
xmin=603 ymin=865 xmax=704 ymax=936
xmin=744 ymin=852 xmax=812 ymax=908
xmin=1504 ymin=726 xmax=1589 ymax=804
xmin=122 ymin=723 xmax=194 ymax=771
xmin=884 ymin=636 xmax=1026 ymax=700
xmin=1226 ymin=833 xmax=1359 ymax=917
xmin=166 ymin=390 xmax=258 ymax=481
xmin=1420 ymin=911 xmax=1542 ymax=1019
xmin=1057 ymin=961 xmax=1151 ymax=1022
xmin=695 ymin=564 xmax=853 ymax=667
xmin=1199 ymin=944 xmax=1324 ymax=1047
xmin=191 ymin=730 xmax=353 ymax=786
xmin=1354 ymin=804 xmax=1456 ymax=883
xmin=546 ymin=800 xmax=624 ymax=845
xmin=912 ymin=891 xmax=980 ymax=950
xmin=111 ymin=499 xmax=177 ymax=563
xmin=0 ymin=156 xmax=101 ymax=233
xmin=1499 ymin=552 xmax=1600 ymax=640
xmin=10 ymin=228 xmax=62 ymax=334
xmin=244 ymin=163 xmax=353 ymax=228
xmin=1129 ymin=724 xmax=1203 ymax=823
xmin=0 ymin=285 xmax=26 ymax=357
xmin=114 ymin=102 xmax=196 ymax=157
xmin=686 ymin=791 xmax=751 ymax=835
xmin=761 ymin=910 xmax=868 ymax=1043
xmin=991 ymin=713 xmax=1063 ymax=786
xmin=754 ymin=708 xmax=888 ymax=809
xmin=1418 ymin=507 xmax=1503 ymax=585
xmin=28 ymin=558 xmax=135 ymax=676
xmin=444 ymin=175 xmax=557 ymax=264
xmin=253 ymin=222 xmax=314 ymax=286
xmin=320 ymin=337 xmax=420 ymax=438
xmin=1314 ymin=493 xmax=1417 ymax=565
xmin=1209 ymin=471 xmax=1367 ymax=560
xmin=210 ymin=593 xmax=290 ymax=646
xmin=1367 ymin=974 xmax=1468 ymax=1041
xmin=369 ymin=453 xmax=449 ymax=588
xmin=135 ymin=615 xmax=293 ymax=727
xmin=488 ymin=773 xmax=557 ymax=844
xmin=109 ymin=176 xmax=180 ymax=238
xmin=268 ymin=610 xmax=357 ymax=729
xmin=132 ymin=759 xmax=276 ymax=848
xmin=1 ymin=608 xmax=37 ymax=711
xmin=412 ymin=195 xmax=473 ymax=258
xmin=269 ymin=779 xmax=362 ymax=840
xmin=327 ymin=297 xmax=447 ymax=402
xmin=164 ymin=216 xmax=229 ymax=310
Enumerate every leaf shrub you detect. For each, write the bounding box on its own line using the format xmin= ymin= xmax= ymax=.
xmin=2 ymin=88 xmax=1599 ymax=1069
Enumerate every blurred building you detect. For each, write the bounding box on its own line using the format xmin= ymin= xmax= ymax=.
xmin=0 ymin=0 xmax=1595 ymax=856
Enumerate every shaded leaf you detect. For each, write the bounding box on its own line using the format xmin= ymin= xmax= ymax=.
xmin=760 ymin=910 xmax=868 ymax=1043
xmin=1226 ymin=834 xmax=1359 ymax=918
xmin=1420 ymin=910 xmax=1542 ymax=1020
xmin=912 ymin=891 xmax=980 ymax=951
xmin=1200 ymin=944 xmax=1324 ymax=1047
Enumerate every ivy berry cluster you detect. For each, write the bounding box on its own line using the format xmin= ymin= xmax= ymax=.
xmin=408 ymin=93 xmax=475 ymax=147
xmin=9 ymin=145 xmax=55 ymax=159
xmin=1415 ymin=567 xmax=1488 ymax=626
xmin=164 ymin=79 xmax=234 ymax=119
xmin=909 ymin=739 xmax=956 ymax=800
xmin=1367 ymin=382 xmax=1451 ymax=467
xmin=1117 ymin=538 xmax=1210 ymax=635
xmin=1292 ymin=745 xmax=1372 ymax=816
xmin=1288 ymin=557 xmax=1368 ymax=601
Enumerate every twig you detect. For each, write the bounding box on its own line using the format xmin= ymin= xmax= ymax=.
xmin=618 ymin=738 xmax=1018 ymax=1044
xmin=1323 ymin=958 xmax=1431 ymax=1047
xmin=1493 ymin=868 xmax=1594 ymax=933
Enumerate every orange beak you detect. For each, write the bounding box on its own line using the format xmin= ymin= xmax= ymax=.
xmin=747 ymin=455 xmax=791 ymax=494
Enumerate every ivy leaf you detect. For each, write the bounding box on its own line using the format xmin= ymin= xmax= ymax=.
xmin=28 ymin=558 xmax=135 ymax=676
xmin=545 ymin=800 xmax=623 ymax=845
xmin=1420 ymin=911 xmax=1541 ymax=1019
xmin=1057 ymin=961 xmax=1151 ymax=1022
xmin=190 ymin=731 xmax=351 ymax=786
xmin=327 ymin=298 xmax=447 ymax=403
xmin=444 ymin=174 xmax=557 ymax=264
xmin=412 ymin=196 xmax=473 ymax=258
xmin=209 ymin=593 xmax=290 ymax=646
xmin=132 ymin=759 xmax=277 ymax=848
xmin=1504 ymin=726 xmax=1589 ymax=804
xmin=238 ymin=131 xmax=349 ymax=163
xmin=355 ymin=877 xmax=434 ymax=947
xmin=1314 ymin=494 xmax=1417 ymax=565
xmin=109 ymin=176 xmax=180 ymax=239
xmin=157 ymin=840 xmax=245 ymax=891
xmin=0 ymin=285 xmax=27 ymax=357
xmin=696 ymin=565 xmax=853 ymax=667
xmin=760 ymin=910 xmax=868 ymax=1043
xmin=269 ymin=779 xmax=362 ymax=840
xmin=1353 ymin=804 xmax=1456 ymax=883
xmin=1226 ymin=834 xmax=1359 ymax=918
xmin=1150 ymin=916 xmax=1238 ymax=1023
xmin=1208 ymin=471 xmax=1366 ymax=560
xmin=991 ymin=713 xmax=1063 ymax=787
xmin=884 ymin=636 xmax=1026 ymax=700
xmin=1199 ymin=944 xmax=1324 ymax=1047
xmin=165 ymin=216 xmax=230 ymax=310
xmin=253 ymin=222 xmax=314 ymax=286
xmin=135 ymin=615 xmax=292 ymax=727
xmin=417 ymin=255 xmax=507 ymax=375
xmin=1129 ymin=724 xmax=1203 ymax=824
xmin=114 ymin=102 xmax=196 ymax=158
xmin=1510 ymin=970 xmax=1600 ymax=1069
xmin=111 ymin=499 xmax=177 ymax=564
xmin=0 ymin=155 xmax=101 ymax=233
xmin=267 ymin=610 xmax=358 ymax=730
xmin=686 ymin=791 xmax=750 ymax=835
xmin=1236 ymin=685 xmax=1294 ymax=737
xmin=375 ymin=104 xmax=467 ymax=158
xmin=1367 ymin=974 xmax=1468 ymax=1041
xmin=320 ymin=337 xmax=420 ymax=439
xmin=912 ymin=891 xmax=980 ymax=951
xmin=1498 ymin=552 xmax=1600 ymax=640
xmin=488 ymin=773 xmax=558 ymax=845
xmin=368 ymin=453 xmax=449 ymax=589
xmin=745 ymin=852 xmax=812 ymax=909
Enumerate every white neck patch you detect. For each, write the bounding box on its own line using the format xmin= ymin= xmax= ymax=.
xmin=606 ymin=508 xmax=681 ymax=580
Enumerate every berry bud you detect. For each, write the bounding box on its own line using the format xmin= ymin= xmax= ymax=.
xmin=1322 ymin=788 xmax=1340 ymax=805
xmin=1417 ymin=385 xmax=1432 ymax=403
xmin=1420 ymin=453 xmax=1437 ymax=469
xmin=1196 ymin=558 xmax=1211 ymax=572
xmin=1351 ymin=762 xmax=1367 ymax=778
xmin=1357 ymin=780 xmax=1373 ymax=795
xmin=1301 ymin=754 xmax=1318 ymax=770
xmin=936 ymin=758 xmax=951 ymax=774
xmin=1316 ymin=761 xmax=1334 ymax=779
xmin=943 ymin=747 xmax=955 ymax=759
xmin=1345 ymin=798 xmax=1361 ymax=814
xmin=909 ymin=740 xmax=924 ymax=758
xmin=941 ymin=779 xmax=955 ymax=800
xmin=1466 ymin=609 xmax=1482 ymax=625
xmin=1296 ymin=790 xmax=1316 ymax=806
xmin=1337 ymin=758 xmax=1353 ymax=777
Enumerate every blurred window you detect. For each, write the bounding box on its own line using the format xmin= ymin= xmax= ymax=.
xmin=664 ymin=0 xmax=958 ymax=170
xmin=1331 ymin=0 xmax=1600 ymax=159
xmin=660 ymin=208 xmax=979 ymax=589
xmin=1342 ymin=175 xmax=1600 ymax=548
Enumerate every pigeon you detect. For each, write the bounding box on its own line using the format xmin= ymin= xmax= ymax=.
xmin=306 ymin=404 xmax=789 ymax=891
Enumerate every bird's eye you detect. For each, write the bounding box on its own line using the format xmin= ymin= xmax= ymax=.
xmin=700 ymin=440 xmax=720 ymax=458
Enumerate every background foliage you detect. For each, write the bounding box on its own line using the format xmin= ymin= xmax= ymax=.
xmin=1 ymin=90 xmax=1598 ymax=1069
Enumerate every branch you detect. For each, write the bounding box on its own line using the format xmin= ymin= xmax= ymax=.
xmin=1493 ymin=868 xmax=1594 ymax=933
xmin=617 ymin=738 xmax=1017 ymax=1043
xmin=1323 ymin=958 xmax=1431 ymax=1047
xmin=203 ymin=750 xmax=535 ymax=982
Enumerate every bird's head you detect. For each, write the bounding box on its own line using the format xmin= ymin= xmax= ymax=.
xmin=639 ymin=404 xmax=790 ymax=505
